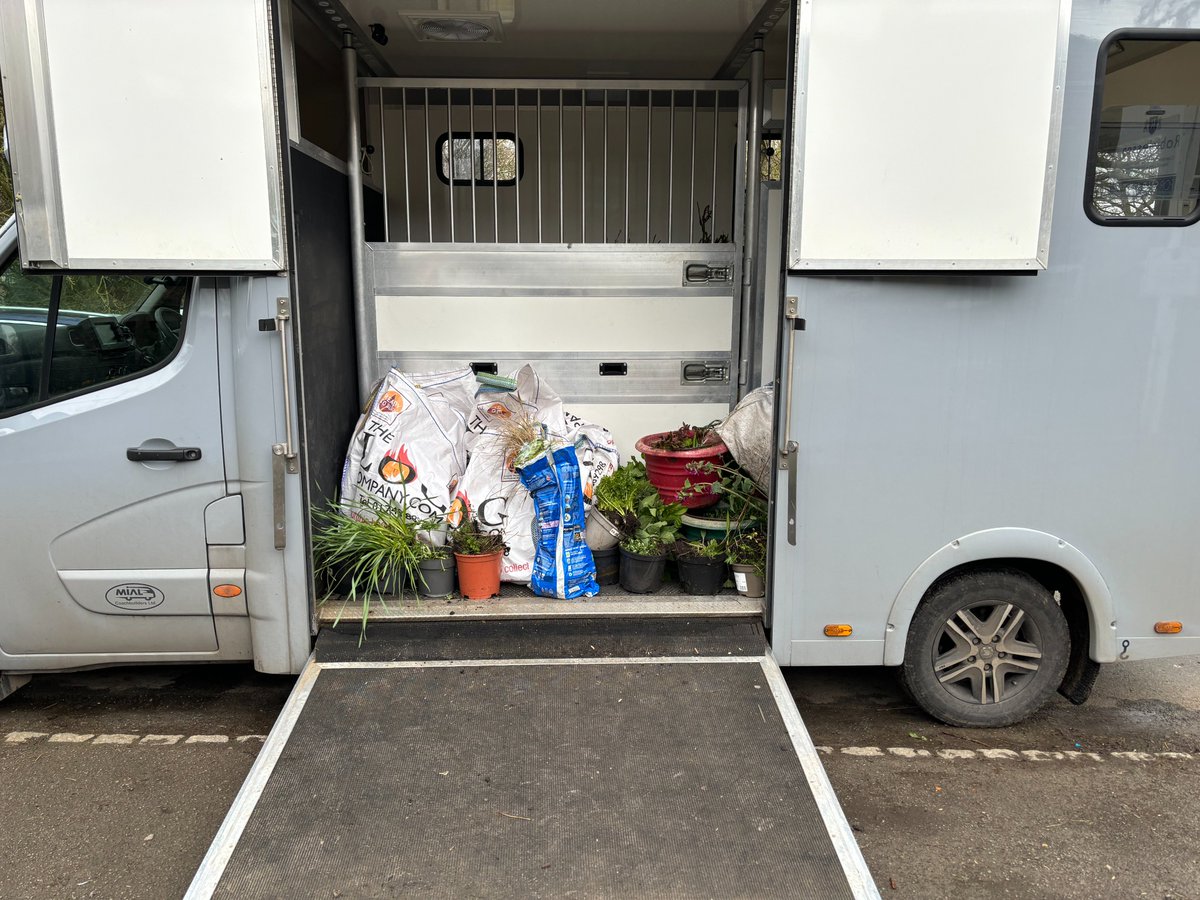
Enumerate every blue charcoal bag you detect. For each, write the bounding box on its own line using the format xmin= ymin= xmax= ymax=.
xmin=518 ymin=445 xmax=599 ymax=599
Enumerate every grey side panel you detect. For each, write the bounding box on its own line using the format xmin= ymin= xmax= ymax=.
xmin=771 ymin=8 xmax=1200 ymax=666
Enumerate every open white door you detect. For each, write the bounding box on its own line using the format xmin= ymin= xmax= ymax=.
xmin=0 ymin=0 xmax=285 ymax=272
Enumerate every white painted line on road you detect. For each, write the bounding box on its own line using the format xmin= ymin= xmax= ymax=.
xmin=2 ymin=731 xmax=269 ymax=746
xmin=5 ymin=731 xmax=48 ymax=743
xmin=820 ymin=745 xmax=1196 ymax=763
xmin=93 ymin=734 xmax=139 ymax=744
xmin=140 ymin=734 xmax=184 ymax=745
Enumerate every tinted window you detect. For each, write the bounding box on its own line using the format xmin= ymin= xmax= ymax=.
xmin=0 ymin=254 xmax=189 ymax=415
xmin=436 ymin=132 xmax=522 ymax=186
xmin=1088 ymin=36 xmax=1200 ymax=223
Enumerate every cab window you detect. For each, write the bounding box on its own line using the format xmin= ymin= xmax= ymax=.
xmin=0 ymin=254 xmax=189 ymax=415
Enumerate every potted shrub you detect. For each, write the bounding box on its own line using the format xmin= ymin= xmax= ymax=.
xmin=590 ymin=459 xmax=657 ymax=584
xmin=635 ymin=422 xmax=727 ymax=510
xmin=726 ymin=530 xmax=767 ymax=599
xmin=618 ymin=493 xmax=684 ymax=594
xmin=311 ymin=497 xmax=427 ymax=644
xmin=672 ymin=538 xmax=727 ymax=596
xmin=450 ymin=513 xmax=505 ymax=600
xmin=619 ymin=534 xmax=669 ymax=594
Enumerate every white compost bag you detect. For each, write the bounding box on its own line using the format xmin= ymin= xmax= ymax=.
xmin=452 ymin=365 xmax=620 ymax=583
xmin=715 ymin=382 xmax=774 ymax=490
xmin=339 ymin=367 xmax=476 ymax=539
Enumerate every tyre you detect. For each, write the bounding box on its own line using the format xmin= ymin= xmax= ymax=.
xmin=900 ymin=570 xmax=1070 ymax=727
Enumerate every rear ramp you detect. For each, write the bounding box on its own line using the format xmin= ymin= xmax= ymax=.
xmin=187 ymin=619 xmax=878 ymax=899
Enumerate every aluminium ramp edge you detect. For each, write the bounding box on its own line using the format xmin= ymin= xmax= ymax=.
xmin=187 ymin=629 xmax=878 ymax=899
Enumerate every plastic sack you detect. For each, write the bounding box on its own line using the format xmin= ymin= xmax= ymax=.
xmin=715 ymin=383 xmax=775 ymax=491
xmin=518 ymin=445 xmax=599 ymax=599
xmin=454 ymin=365 xmax=619 ymax=582
xmin=338 ymin=367 xmax=475 ymax=538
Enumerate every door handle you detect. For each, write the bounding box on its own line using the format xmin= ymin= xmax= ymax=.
xmin=127 ymin=446 xmax=202 ymax=462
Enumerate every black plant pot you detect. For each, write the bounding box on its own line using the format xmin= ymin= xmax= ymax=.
xmin=592 ymin=546 xmax=620 ymax=586
xmin=619 ymin=548 xmax=667 ymax=594
xmin=416 ymin=555 xmax=456 ymax=599
xmin=676 ymin=555 xmax=726 ymax=596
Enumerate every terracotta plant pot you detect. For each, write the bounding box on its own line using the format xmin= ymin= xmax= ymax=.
xmin=585 ymin=508 xmax=623 ymax=551
xmin=730 ymin=563 xmax=765 ymax=598
xmin=454 ymin=550 xmax=503 ymax=600
xmin=416 ymin=555 xmax=456 ymax=599
xmin=635 ymin=432 xmax=728 ymax=510
xmin=619 ymin=547 xmax=667 ymax=594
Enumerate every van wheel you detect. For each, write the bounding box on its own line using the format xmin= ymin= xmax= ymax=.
xmin=900 ymin=570 xmax=1069 ymax=727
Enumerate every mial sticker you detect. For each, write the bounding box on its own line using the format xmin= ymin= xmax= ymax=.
xmin=105 ymin=584 xmax=165 ymax=611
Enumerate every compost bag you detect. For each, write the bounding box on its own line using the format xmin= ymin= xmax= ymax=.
xmin=454 ymin=365 xmax=619 ymax=583
xmin=518 ymin=445 xmax=599 ymax=599
xmin=338 ymin=367 xmax=475 ymax=537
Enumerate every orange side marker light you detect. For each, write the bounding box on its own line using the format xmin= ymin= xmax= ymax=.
xmin=1154 ymin=621 xmax=1182 ymax=634
xmin=824 ymin=624 xmax=853 ymax=637
xmin=214 ymin=584 xmax=243 ymax=599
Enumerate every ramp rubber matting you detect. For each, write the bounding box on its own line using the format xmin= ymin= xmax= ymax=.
xmin=317 ymin=617 xmax=766 ymax=662
xmin=191 ymin=622 xmax=874 ymax=899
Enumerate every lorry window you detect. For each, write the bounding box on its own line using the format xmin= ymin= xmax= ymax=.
xmin=436 ymin=132 xmax=522 ymax=186
xmin=1087 ymin=34 xmax=1200 ymax=224
xmin=0 ymin=253 xmax=189 ymax=415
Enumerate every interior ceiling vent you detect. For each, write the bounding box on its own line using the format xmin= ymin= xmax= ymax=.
xmin=403 ymin=13 xmax=503 ymax=42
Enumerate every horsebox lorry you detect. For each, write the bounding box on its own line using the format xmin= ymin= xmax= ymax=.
xmin=0 ymin=0 xmax=1197 ymax=896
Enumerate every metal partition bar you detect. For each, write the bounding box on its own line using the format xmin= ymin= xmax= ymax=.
xmin=363 ymin=79 xmax=746 ymax=246
xmin=514 ymin=89 xmax=521 ymax=243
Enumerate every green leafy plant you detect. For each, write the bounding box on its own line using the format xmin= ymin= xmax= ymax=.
xmin=681 ymin=460 xmax=768 ymax=529
xmin=311 ymin=497 xmax=429 ymax=645
xmin=673 ymin=537 xmax=725 ymax=560
xmin=594 ymin=459 xmax=655 ymax=517
xmin=620 ymin=533 xmax=666 ymax=556
xmin=650 ymin=421 xmax=720 ymax=451
xmin=450 ymin=511 xmax=505 ymax=556
xmin=725 ymin=530 xmax=768 ymax=579
xmin=632 ymin=492 xmax=685 ymax=546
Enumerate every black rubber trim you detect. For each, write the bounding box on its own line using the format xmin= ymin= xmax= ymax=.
xmin=1082 ymin=29 xmax=1200 ymax=228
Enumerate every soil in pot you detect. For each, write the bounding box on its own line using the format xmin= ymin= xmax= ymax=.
xmin=416 ymin=555 xmax=456 ymax=599
xmin=619 ymin=547 xmax=667 ymax=594
xmin=455 ymin=550 xmax=503 ymax=600
xmin=585 ymin=508 xmax=623 ymax=551
xmin=677 ymin=555 xmax=727 ymax=595
xmin=730 ymin=563 xmax=765 ymax=598
xmin=592 ymin=545 xmax=620 ymax=586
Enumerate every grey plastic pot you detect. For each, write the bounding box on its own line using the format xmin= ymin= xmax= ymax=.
xmin=416 ymin=555 xmax=455 ymax=599
xmin=730 ymin=563 xmax=765 ymax=598
xmin=585 ymin=508 xmax=622 ymax=551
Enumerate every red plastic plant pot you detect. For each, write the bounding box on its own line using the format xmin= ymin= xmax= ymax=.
xmin=634 ymin=432 xmax=728 ymax=509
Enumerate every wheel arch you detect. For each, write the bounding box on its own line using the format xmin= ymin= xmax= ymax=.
xmin=882 ymin=528 xmax=1117 ymax=666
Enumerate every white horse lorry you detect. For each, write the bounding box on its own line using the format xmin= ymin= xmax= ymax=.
xmin=1 ymin=0 xmax=1198 ymax=894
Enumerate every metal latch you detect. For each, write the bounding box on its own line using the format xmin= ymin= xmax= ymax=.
xmin=681 ymin=360 xmax=730 ymax=385
xmin=683 ymin=262 xmax=733 ymax=285
xmin=270 ymin=296 xmax=299 ymax=550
